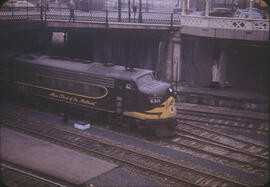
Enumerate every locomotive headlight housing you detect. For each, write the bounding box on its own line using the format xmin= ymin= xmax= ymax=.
xmin=149 ymin=96 xmax=162 ymax=104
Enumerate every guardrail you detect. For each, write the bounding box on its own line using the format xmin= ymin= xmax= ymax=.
xmin=181 ymin=15 xmax=269 ymax=31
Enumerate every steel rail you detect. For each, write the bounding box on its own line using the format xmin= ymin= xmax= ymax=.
xmin=92 ymin=119 xmax=268 ymax=175
xmin=1 ymin=122 xmax=198 ymax=187
xmin=0 ymin=110 xmax=246 ymax=186
xmin=177 ymin=108 xmax=268 ymax=123
xmin=177 ymin=112 xmax=268 ymax=134
xmin=179 ymin=117 xmax=268 ymax=136
xmin=1 ymin=162 xmax=68 ymax=187
xmin=169 ymin=132 xmax=268 ymax=174
xmin=177 ymin=119 xmax=269 ymax=159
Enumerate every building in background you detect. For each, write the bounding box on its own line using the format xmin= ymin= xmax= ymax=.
xmin=75 ymin=0 xmax=104 ymax=10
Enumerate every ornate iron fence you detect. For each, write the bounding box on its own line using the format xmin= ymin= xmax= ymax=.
xmin=0 ymin=6 xmax=179 ymax=27
xmin=181 ymin=15 xmax=269 ymax=31
xmin=0 ymin=7 xmax=40 ymax=21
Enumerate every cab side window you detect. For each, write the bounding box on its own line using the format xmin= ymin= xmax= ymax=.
xmin=153 ymin=72 xmax=160 ymax=80
xmin=116 ymin=80 xmax=137 ymax=91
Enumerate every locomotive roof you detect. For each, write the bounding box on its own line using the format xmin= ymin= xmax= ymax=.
xmin=14 ymin=54 xmax=153 ymax=81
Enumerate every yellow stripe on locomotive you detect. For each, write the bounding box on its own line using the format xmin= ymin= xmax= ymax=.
xmin=124 ymin=96 xmax=176 ymax=120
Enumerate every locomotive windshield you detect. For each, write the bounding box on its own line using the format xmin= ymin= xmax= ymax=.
xmin=136 ymin=73 xmax=154 ymax=86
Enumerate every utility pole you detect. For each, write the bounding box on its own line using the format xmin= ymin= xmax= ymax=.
xmin=146 ymin=0 xmax=149 ymax=12
xmin=249 ymin=0 xmax=254 ymax=19
xmin=181 ymin=0 xmax=185 ymax=16
xmin=205 ymin=0 xmax=209 ymax=16
xmin=132 ymin=0 xmax=137 ymax=22
xmin=118 ymin=0 xmax=122 ymax=22
xmin=128 ymin=0 xmax=131 ymax=22
xmin=138 ymin=0 xmax=142 ymax=22
xmin=187 ymin=0 xmax=190 ymax=15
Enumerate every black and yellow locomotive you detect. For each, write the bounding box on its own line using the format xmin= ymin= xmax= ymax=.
xmin=0 ymin=53 xmax=176 ymax=136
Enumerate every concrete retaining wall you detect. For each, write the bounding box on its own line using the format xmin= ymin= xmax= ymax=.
xmin=177 ymin=92 xmax=268 ymax=113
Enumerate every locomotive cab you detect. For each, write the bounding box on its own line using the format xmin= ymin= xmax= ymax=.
xmin=135 ymin=72 xmax=176 ymax=118
xmin=115 ymin=79 xmax=138 ymax=113
xmin=120 ymin=71 xmax=177 ymax=137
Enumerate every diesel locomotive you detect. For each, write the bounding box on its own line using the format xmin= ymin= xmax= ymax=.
xmin=0 ymin=53 xmax=177 ymax=136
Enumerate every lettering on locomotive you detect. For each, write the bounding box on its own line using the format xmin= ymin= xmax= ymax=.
xmin=49 ymin=92 xmax=96 ymax=106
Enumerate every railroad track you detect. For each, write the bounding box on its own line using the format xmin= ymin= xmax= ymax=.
xmin=176 ymin=119 xmax=269 ymax=159
xmin=0 ymin=110 xmax=247 ymax=187
xmin=177 ymin=109 xmax=269 ymax=135
xmin=1 ymin=161 xmax=69 ymax=187
xmin=177 ymin=108 xmax=268 ymax=124
xmin=162 ymin=132 xmax=269 ymax=177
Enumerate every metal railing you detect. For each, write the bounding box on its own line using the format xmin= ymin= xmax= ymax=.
xmin=181 ymin=15 xmax=269 ymax=31
xmin=0 ymin=6 xmax=269 ymax=32
xmin=0 ymin=6 xmax=179 ymax=27
xmin=0 ymin=7 xmax=40 ymax=21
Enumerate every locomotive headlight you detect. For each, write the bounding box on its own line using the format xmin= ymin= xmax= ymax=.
xmin=168 ymin=87 xmax=173 ymax=93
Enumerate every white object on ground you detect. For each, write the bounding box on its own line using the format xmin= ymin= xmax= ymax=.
xmin=74 ymin=123 xmax=91 ymax=130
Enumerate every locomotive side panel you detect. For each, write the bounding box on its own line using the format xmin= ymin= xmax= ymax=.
xmin=6 ymin=59 xmax=117 ymax=114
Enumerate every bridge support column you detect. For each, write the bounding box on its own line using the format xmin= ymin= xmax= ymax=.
xmin=162 ymin=32 xmax=182 ymax=84
xmin=181 ymin=0 xmax=186 ymax=16
xmin=212 ymin=45 xmax=228 ymax=87
xmin=104 ymin=40 xmax=112 ymax=63
xmin=156 ymin=37 xmax=168 ymax=80
xmin=165 ymin=37 xmax=173 ymax=81
xmin=219 ymin=49 xmax=228 ymax=86
xmin=171 ymin=32 xmax=182 ymax=84
xmin=205 ymin=0 xmax=209 ymax=16
xmin=38 ymin=29 xmax=52 ymax=53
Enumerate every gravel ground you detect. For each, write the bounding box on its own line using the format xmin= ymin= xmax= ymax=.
xmin=207 ymin=125 xmax=269 ymax=145
xmin=1 ymin=104 xmax=168 ymax=186
xmin=82 ymin=126 xmax=267 ymax=184
xmin=1 ymin=103 xmax=268 ymax=185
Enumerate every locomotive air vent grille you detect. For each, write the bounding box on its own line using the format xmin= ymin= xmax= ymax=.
xmin=146 ymin=82 xmax=160 ymax=89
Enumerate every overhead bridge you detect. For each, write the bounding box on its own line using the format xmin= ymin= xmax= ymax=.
xmin=0 ymin=6 xmax=268 ymax=41
xmin=0 ymin=5 xmax=269 ymax=94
